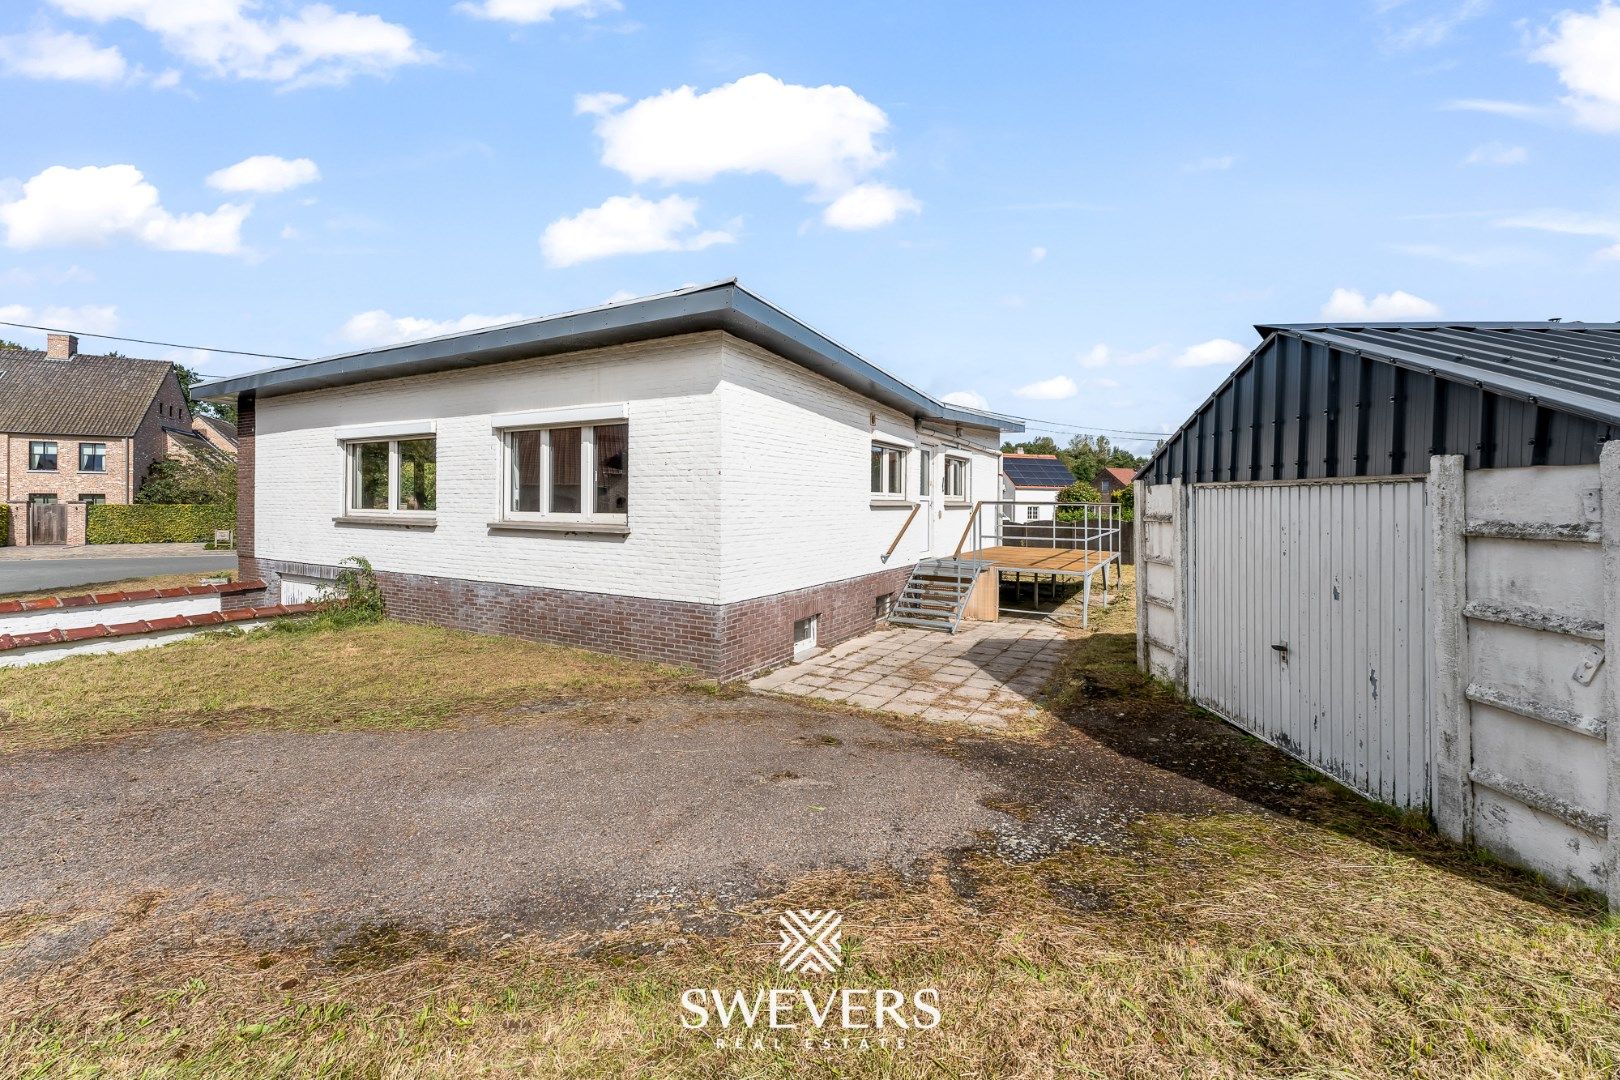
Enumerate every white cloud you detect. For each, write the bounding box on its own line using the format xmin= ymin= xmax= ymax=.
xmin=1013 ymin=375 xmax=1078 ymax=401
xmin=540 ymin=194 xmax=734 ymax=267
xmin=940 ymin=390 xmax=989 ymax=410
xmin=0 ymin=29 xmax=126 ymax=82
xmin=1531 ymin=2 xmax=1620 ymax=132
xmin=1497 ymin=208 xmax=1620 ymax=257
xmin=1378 ymin=0 xmax=1488 ymax=50
xmin=579 ymin=73 xmax=917 ymax=230
xmin=0 ymin=264 xmax=95 ymax=286
xmin=0 ymin=302 xmax=120 ymax=334
xmin=1321 ymin=287 xmax=1442 ymax=320
xmin=1174 ymin=339 xmax=1248 ymax=368
xmin=1029 ymin=245 xmax=1047 ymax=263
xmin=0 ymin=164 xmax=249 ymax=254
xmin=1462 ymin=142 xmax=1528 ymax=166
xmin=47 ymin=0 xmax=432 ymax=87
xmin=338 ymin=309 xmax=525 ymax=348
xmin=1182 ymin=154 xmax=1237 ymax=173
xmin=821 ymin=183 xmax=920 ymax=230
xmin=1078 ymin=343 xmax=1166 ymax=368
xmin=207 ymin=155 xmax=320 ymax=194
xmin=1443 ymin=98 xmax=1550 ymax=120
xmin=602 ymin=289 xmax=639 ymax=304
xmin=586 ymin=73 xmax=891 ymax=192
xmin=455 ymin=0 xmax=618 ymax=23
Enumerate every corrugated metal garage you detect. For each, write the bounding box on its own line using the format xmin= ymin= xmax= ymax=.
xmin=1136 ymin=321 xmax=1620 ymax=903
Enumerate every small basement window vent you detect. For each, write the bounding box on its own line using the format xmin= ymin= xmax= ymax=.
xmin=793 ymin=615 xmax=819 ymax=661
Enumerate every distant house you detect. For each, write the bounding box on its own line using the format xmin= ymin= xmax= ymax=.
xmin=1 ymin=332 xmax=199 ymax=544
xmin=999 ymin=453 xmax=1075 ymax=521
xmin=190 ymin=414 xmax=239 ymax=455
xmin=1096 ymin=466 xmax=1135 ymax=497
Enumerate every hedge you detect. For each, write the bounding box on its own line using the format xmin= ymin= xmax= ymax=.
xmin=87 ymin=503 xmax=234 ymax=545
xmin=0 ymin=504 xmax=9 ymax=546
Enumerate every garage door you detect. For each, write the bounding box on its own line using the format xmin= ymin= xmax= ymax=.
xmin=1188 ymin=479 xmax=1430 ymax=808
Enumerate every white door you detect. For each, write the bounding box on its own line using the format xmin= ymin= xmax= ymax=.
xmin=1188 ymin=479 xmax=1430 ymax=809
xmin=919 ymin=445 xmax=939 ymax=554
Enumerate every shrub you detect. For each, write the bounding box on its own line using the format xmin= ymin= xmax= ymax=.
xmin=86 ymin=504 xmax=234 ymax=544
xmin=278 ymin=557 xmax=387 ymax=634
xmin=0 ymin=504 xmax=8 ymax=546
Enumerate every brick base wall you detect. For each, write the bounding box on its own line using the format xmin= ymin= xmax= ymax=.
xmin=244 ymin=557 xmax=912 ymax=680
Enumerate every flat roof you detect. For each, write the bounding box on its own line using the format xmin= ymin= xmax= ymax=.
xmin=193 ymin=280 xmax=1023 ymax=433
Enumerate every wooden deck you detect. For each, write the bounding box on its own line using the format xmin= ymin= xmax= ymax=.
xmin=962 ymin=545 xmax=1116 ymax=575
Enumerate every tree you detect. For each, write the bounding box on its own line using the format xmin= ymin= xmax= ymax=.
xmin=1003 ymin=435 xmax=1060 ymax=456
xmin=173 ymin=363 xmax=238 ymax=423
xmin=137 ymin=451 xmax=236 ymax=506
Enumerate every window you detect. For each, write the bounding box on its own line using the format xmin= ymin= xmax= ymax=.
xmin=28 ymin=441 xmax=57 ymax=471
xmin=346 ymin=436 xmax=436 ymax=515
xmin=871 ymin=443 xmax=906 ymax=498
xmin=79 ymin=442 xmax=106 ymax=472
xmin=875 ymin=594 xmax=893 ymax=620
xmin=28 ymin=493 xmax=57 ymax=506
xmin=502 ymin=422 xmax=629 ymax=521
xmin=1025 ymin=505 xmax=1040 ymax=521
xmin=80 ymin=494 xmax=106 ymax=505
xmin=943 ymin=456 xmax=969 ymax=501
xmin=793 ymin=615 xmax=819 ymax=661
xmin=918 ymin=449 xmax=932 ymax=497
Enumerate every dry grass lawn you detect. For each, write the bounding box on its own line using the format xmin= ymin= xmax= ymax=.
xmin=0 ymin=620 xmax=692 ymax=752
xmin=1 ymin=591 xmax=1618 ymax=1076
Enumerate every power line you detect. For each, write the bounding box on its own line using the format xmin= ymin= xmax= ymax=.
xmin=1011 ymin=414 xmax=1168 ymax=440
xmin=0 ymin=319 xmax=306 ymax=362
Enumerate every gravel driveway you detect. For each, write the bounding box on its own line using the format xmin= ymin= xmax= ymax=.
xmin=0 ymin=683 xmax=1272 ymax=969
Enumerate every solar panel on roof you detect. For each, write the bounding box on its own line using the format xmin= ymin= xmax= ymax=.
xmin=1002 ymin=457 xmax=1075 ymax=487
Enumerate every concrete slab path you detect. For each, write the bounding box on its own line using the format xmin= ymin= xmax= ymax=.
xmin=750 ymin=618 xmax=1069 ymax=728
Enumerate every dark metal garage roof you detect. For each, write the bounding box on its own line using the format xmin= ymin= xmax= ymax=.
xmin=1140 ymin=321 xmax=1620 ymax=485
xmin=1259 ymin=322 xmax=1620 ymax=428
xmin=192 ymin=280 xmax=1022 ymax=433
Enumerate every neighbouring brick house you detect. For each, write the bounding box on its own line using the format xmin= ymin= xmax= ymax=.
xmin=1096 ymin=465 xmax=1136 ymax=497
xmin=195 ymin=281 xmax=1024 ymax=678
xmin=1 ymin=332 xmax=198 ymax=545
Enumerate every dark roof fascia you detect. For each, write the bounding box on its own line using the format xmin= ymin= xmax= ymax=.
xmin=194 ymin=282 xmax=1023 ymax=433
xmin=1134 ymin=332 xmax=1276 ymax=481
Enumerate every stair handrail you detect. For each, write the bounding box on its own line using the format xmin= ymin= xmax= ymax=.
xmin=952 ymin=500 xmax=985 ymax=558
xmin=881 ymin=503 xmax=922 ymax=563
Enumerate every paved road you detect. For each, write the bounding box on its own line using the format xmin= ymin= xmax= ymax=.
xmin=0 ymin=554 xmax=237 ymax=595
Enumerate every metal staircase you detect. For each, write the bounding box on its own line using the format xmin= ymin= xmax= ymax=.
xmin=887 ymin=558 xmax=987 ymax=633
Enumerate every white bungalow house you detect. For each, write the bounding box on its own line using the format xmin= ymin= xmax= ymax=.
xmin=195 ymin=281 xmax=1025 ymax=678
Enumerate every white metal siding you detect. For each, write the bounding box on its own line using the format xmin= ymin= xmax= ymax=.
xmin=1188 ymin=480 xmax=1430 ymax=808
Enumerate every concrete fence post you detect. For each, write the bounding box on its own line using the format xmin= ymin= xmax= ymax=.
xmin=1601 ymin=441 xmax=1620 ymax=909
xmin=1429 ymin=454 xmax=1471 ymax=843
xmin=1134 ymin=479 xmax=1147 ymax=674
xmin=1172 ymin=478 xmax=1190 ymax=694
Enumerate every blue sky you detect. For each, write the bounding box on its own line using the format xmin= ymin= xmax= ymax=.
xmin=2 ymin=0 xmax=1618 ymax=449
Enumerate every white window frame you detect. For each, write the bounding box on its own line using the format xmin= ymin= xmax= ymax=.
xmin=342 ymin=435 xmax=437 ymax=520
xmin=494 ymin=409 xmax=629 ymax=526
xmin=918 ymin=448 xmax=933 ymax=498
xmin=943 ymin=455 xmax=970 ymax=503
xmin=871 ymin=441 xmax=908 ymax=501
xmin=1025 ymin=504 xmax=1040 ymax=521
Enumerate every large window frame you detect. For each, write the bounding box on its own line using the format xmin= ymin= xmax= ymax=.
xmin=943 ymin=455 xmax=970 ymax=503
xmin=492 ymin=405 xmax=630 ymax=531
xmin=341 ymin=435 xmax=437 ymax=520
xmin=870 ymin=441 xmax=908 ymax=501
xmin=78 ymin=442 xmax=106 ymax=473
xmin=28 ymin=441 xmax=57 ymax=472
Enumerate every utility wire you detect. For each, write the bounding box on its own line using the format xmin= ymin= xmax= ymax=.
xmin=0 ymin=319 xmax=306 ymax=362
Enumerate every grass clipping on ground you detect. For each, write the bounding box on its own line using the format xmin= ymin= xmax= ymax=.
xmin=2 ymin=810 xmax=1616 ymax=1078
xmin=0 ymin=620 xmax=690 ymax=752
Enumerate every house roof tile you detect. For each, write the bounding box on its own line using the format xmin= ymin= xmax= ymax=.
xmin=0 ymin=349 xmax=173 ymax=437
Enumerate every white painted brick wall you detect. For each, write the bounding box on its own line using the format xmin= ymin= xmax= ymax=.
xmin=716 ymin=337 xmax=1002 ymax=604
xmin=255 ymin=333 xmax=725 ymax=603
